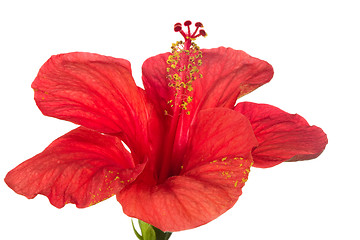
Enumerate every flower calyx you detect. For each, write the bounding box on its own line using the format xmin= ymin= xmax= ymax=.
xmin=132 ymin=219 xmax=172 ymax=240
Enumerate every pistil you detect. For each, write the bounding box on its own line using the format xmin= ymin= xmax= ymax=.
xmin=158 ymin=21 xmax=206 ymax=183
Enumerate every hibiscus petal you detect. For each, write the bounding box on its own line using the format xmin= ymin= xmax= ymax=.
xmin=5 ymin=127 xmax=145 ymax=208
xmin=142 ymin=47 xmax=273 ymax=112
xmin=117 ymin=108 xmax=258 ymax=231
xmin=235 ymin=102 xmax=328 ymax=168
xmin=183 ymin=108 xmax=258 ymax=170
xmin=142 ymin=52 xmax=171 ymax=114
xmin=32 ymin=52 xmax=148 ymax=141
xmin=193 ymin=47 xmax=274 ymax=109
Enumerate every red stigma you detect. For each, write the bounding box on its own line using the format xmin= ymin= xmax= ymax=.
xmin=174 ymin=23 xmax=182 ymax=32
xmin=199 ymin=29 xmax=207 ymax=37
xmin=173 ymin=21 xmax=207 ymax=41
xmin=195 ymin=22 xmax=203 ymax=28
xmin=184 ymin=20 xmax=192 ymax=26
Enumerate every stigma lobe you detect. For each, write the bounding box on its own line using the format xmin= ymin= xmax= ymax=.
xmin=173 ymin=21 xmax=207 ymax=40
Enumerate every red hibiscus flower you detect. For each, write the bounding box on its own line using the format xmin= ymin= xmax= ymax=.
xmin=5 ymin=21 xmax=327 ymax=233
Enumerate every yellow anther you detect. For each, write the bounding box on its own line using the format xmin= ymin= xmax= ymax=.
xmin=178 ymin=65 xmax=187 ymax=72
xmin=179 ymin=82 xmax=187 ymax=88
xmin=173 ymin=74 xmax=181 ymax=81
xmin=180 ymin=101 xmax=188 ymax=110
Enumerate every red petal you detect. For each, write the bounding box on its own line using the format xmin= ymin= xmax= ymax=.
xmin=193 ymin=47 xmax=274 ymax=109
xmin=235 ymin=102 xmax=328 ymax=168
xmin=117 ymin=108 xmax=257 ymax=231
xmin=183 ymin=108 xmax=258 ymax=170
xmin=142 ymin=47 xmax=273 ymax=111
xmin=32 ymin=52 xmax=148 ymax=140
xmin=5 ymin=127 xmax=145 ymax=208
xmin=142 ymin=52 xmax=171 ymax=114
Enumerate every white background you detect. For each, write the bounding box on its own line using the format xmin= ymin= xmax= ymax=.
xmin=1 ymin=0 xmax=359 ymax=239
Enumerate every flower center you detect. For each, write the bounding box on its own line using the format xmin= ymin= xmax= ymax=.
xmin=158 ymin=21 xmax=206 ymax=183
